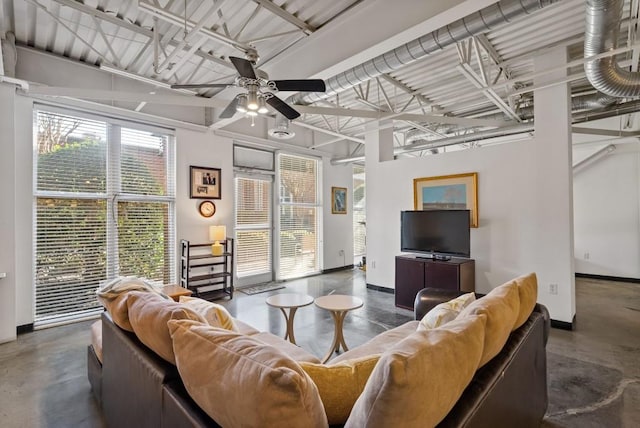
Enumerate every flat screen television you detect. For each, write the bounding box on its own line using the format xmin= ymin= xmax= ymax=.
xmin=401 ymin=210 xmax=470 ymax=259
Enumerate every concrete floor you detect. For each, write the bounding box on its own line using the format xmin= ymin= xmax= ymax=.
xmin=0 ymin=270 xmax=638 ymax=427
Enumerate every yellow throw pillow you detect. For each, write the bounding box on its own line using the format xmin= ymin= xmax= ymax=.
xmin=417 ymin=292 xmax=476 ymax=331
xmin=513 ymin=273 xmax=538 ymax=330
xmin=345 ymin=315 xmax=486 ymax=428
xmin=457 ymin=281 xmax=520 ymax=367
xmin=168 ymin=319 xmax=328 ymax=428
xmin=178 ymin=296 xmax=237 ymax=331
xmin=127 ymin=291 xmax=206 ymax=364
xmin=300 ymin=355 xmax=380 ymax=425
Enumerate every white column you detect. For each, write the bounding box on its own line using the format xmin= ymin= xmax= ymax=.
xmin=0 ymin=84 xmax=17 ymax=342
xmin=364 ymin=120 xmax=393 ymax=164
xmin=532 ymin=47 xmax=576 ymax=324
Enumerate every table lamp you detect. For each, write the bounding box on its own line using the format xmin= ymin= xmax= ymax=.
xmin=209 ymin=225 xmax=226 ymax=256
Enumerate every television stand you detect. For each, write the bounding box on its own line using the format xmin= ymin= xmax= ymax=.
xmin=394 ymin=255 xmax=475 ymax=310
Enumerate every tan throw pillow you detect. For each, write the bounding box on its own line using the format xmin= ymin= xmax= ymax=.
xmin=300 ymin=355 xmax=380 ymax=425
xmin=168 ymin=319 xmax=328 ymax=428
xmin=128 ymin=291 xmax=206 ymax=364
xmin=178 ymin=295 xmax=237 ymax=331
xmin=345 ymin=315 xmax=486 ymax=428
xmin=97 ymin=292 xmax=139 ymax=332
xmin=417 ymin=292 xmax=476 ymax=331
xmin=457 ymin=281 xmax=520 ymax=367
xmin=513 ymin=272 xmax=538 ymax=330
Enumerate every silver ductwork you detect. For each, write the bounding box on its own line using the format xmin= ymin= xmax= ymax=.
xmin=289 ymin=0 xmax=562 ymax=106
xmin=332 ymin=98 xmax=640 ymax=164
xmin=585 ymin=0 xmax=640 ymax=97
xmin=404 ymin=92 xmax=618 ymax=144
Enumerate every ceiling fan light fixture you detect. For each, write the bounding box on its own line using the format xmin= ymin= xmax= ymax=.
xmin=246 ymin=110 xmax=258 ymax=117
xmin=247 ymin=90 xmax=259 ymax=111
xmin=236 ymin=94 xmax=248 ymax=113
xmin=257 ymin=96 xmax=269 ymax=114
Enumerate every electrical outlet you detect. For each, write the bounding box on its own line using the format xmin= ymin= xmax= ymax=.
xmin=339 ymin=249 xmax=344 ymax=256
xmin=549 ymin=283 xmax=558 ymax=295
xmin=584 ymin=252 xmax=590 ymax=260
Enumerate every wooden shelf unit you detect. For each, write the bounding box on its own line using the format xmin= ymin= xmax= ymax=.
xmin=395 ymin=255 xmax=475 ymax=310
xmin=180 ymin=239 xmax=234 ymax=301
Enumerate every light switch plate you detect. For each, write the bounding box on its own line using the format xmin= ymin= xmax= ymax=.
xmin=0 ymin=272 xmax=7 ymax=279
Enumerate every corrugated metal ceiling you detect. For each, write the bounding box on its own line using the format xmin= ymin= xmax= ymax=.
xmin=1 ymin=0 xmax=638 ymax=153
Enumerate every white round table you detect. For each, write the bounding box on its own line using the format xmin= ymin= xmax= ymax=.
xmin=265 ymin=293 xmax=314 ymax=345
xmin=314 ymin=294 xmax=364 ymax=363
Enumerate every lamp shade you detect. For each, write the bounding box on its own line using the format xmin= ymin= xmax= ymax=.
xmin=209 ymin=225 xmax=226 ymax=242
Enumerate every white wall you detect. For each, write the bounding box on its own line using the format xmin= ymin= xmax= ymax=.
xmin=323 ymin=162 xmax=354 ymax=270
xmin=0 ymin=84 xmax=17 ymax=343
xmin=365 ymin=138 xmax=576 ymax=322
xmin=573 ymin=142 xmax=640 ymax=278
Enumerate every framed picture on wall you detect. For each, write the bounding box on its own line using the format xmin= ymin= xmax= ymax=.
xmin=413 ymin=172 xmax=478 ymax=227
xmin=190 ymin=166 xmax=221 ymax=199
xmin=332 ymin=187 xmax=347 ymax=214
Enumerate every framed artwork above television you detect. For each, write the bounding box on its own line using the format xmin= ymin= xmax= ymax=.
xmin=413 ymin=172 xmax=478 ymax=227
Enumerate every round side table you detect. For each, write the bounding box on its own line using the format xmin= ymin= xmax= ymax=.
xmin=265 ymin=293 xmax=314 ymax=345
xmin=314 ymin=294 xmax=364 ymax=363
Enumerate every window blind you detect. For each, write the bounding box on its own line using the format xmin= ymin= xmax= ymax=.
xmin=278 ymin=154 xmax=320 ymax=279
xmin=353 ymin=165 xmax=366 ymax=257
xmin=34 ymin=109 xmax=175 ymax=324
xmin=235 ymin=177 xmax=272 ymax=277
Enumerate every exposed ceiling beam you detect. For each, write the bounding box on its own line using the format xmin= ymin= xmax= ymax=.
xmin=138 ymin=0 xmax=248 ymax=52
xmin=293 ymin=121 xmax=365 ymax=144
xmin=571 ymin=127 xmax=640 ymax=137
xmin=51 ymin=0 xmax=233 ymax=70
xmin=250 ymin=0 xmax=316 ymax=34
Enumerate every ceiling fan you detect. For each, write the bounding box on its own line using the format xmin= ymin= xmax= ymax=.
xmin=170 ymin=49 xmax=326 ymax=120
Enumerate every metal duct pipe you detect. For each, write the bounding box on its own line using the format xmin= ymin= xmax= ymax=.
xmin=331 ymin=98 xmax=640 ymax=164
xmin=404 ymin=92 xmax=618 ymax=144
xmin=584 ymin=0 xmax=640 ymax=97
xmin=290 ymin=0 xmax=562 ymax=106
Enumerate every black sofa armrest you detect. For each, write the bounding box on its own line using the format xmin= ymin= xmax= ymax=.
xmin=414 ymin=288 xmax=471 ymax=320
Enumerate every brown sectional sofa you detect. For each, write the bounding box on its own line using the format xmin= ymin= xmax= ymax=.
xmin=87 ymin=276 xmax=549 ymax=427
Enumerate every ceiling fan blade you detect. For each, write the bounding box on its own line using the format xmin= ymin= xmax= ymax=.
xmin=271 ymin=80 xmax=326 ymax=92
xmin=219 ymin=98 xmax=239 ymax=119
xmin=170 ymin=83 xmax=231 ymax=89
xmin=229 ymin=56 xmax=256 ymax=79
xmin=266 ymin=96 xmax=300 ymax=120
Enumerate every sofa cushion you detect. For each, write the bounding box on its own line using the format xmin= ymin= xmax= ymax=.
xmin=97 ymin=292 xmax=136 ymax=332
xmin=168 ymin=319 xmax=328 ymax=428
xmin=417 ymin=292 xmax=475 ymax=331
xmin=513 ymin=272 xmax=538 ymax=330
xmin=345 ymin=315 xmax=486 ymax=428
xmin=90 ymin=320 xmax=103 ymax=363
xmin=457 ymin=281 xmax=520 ymax=367
xmin=234 ymin=319 xmax=260 ymax=336
xmin=252 ymin=332 xmax=321 ymax=363
xmin=128 ymin=291 xmax=206 ymax=364
xmin=330 ymin=321 xmax=419 ymax=364
xmin=300 ymin=355 xmax=380 ymax=425
xmin=178 ymin=296 xmax=237 ymax=331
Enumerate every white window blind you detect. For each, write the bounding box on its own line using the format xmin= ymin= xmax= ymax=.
xmin=235 ymin=177 xmax=272 ymax=277
xmin=278 ymin=154 xmax=320 ymax=279
xmin=34 ymin=108 xmax=175 ymax=324
xmin=353 ymin=165 xmax=366 ymax=257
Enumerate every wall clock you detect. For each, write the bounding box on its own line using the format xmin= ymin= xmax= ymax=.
xmin=198 ymin=200 xmax=216 ymax=218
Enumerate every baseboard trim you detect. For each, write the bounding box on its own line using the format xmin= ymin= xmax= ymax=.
xmin=366 ymin=283 xmax=395 ymax=294
xmin=17 ymin=323 xmax=34 ymax=335
xmin=550 ymin=315 xmax=576 ymax=331
xmin=322 ymin=265 xmax=354 ymax=274
xmin=576 ymin=273 xmax=640 ymax=284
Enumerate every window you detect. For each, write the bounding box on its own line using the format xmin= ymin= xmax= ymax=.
xmin=235 ymin=176 xmax=272 ymax=278
xmin=34 ymin=108 xmax=175 ymax=324
xmin=277 ymin=153 xmax=320 ymax=279
xmin=353 ymin=165 xmax=366 ymax=258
